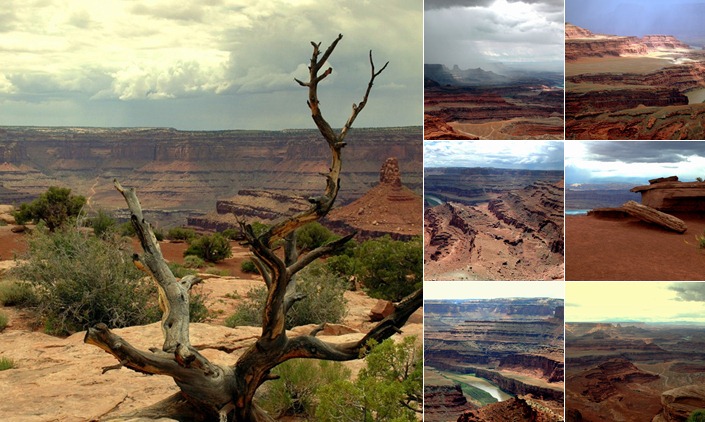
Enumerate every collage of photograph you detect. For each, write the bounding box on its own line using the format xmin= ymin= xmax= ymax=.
xmin=0 ymin=0 xmax=705 ymax=421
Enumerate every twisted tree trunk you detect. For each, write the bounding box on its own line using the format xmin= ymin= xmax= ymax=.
xmin=85 ymin=35 xmax=422 ymax=422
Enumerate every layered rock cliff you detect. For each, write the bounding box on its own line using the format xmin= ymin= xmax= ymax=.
xmin=0 ymin=126 xmax=422 ymax=216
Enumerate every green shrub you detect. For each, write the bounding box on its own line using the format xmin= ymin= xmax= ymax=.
xmin=0 ymin=311 xmax=8 ymax=331
xmin=12 ymin=227 xmax=160 ymax=335
xmin=688 ymin=410 xmax=705 ymax=422
xmin=316 ymin=336 xmax=421 ymax=421
xmin=13 ymin=186 xmax=86 ymax=231
xmin=296 ymin=222 xmax=336 ymax=251
xmin=0 ymin=279 xmax=38 ymax=307
xmin=250 ymin=221 xmax=270 ymax=238
xmin=184 ymin=233 xmax=232 ymax=263
xmin=240 ymin=259 xmax=259 ymax=274
xmin=168 ymin=262 xmax=197 ymax=278
xmin=205 ymin=267 xmax=229 ymax=276
xmin=259 ymin=359 xmax=351 ymax=418
xmin=0 ymin=356 xmax=14 ymax=371
xmin=118 ymin=221 xmax=136 ymax=237
xmin=167 ymin=227 xmax=197 ymax=241
xmin=222 ymin=228 xmax=240 ymax=240
xmin=89 ymin=209 xmax=116 ymax=238
xmin=226 ymin=263 xmax=347 ymax=329
xmin=189 ymin=286 xmax=210 ymax=323
xmin=351 ymin=236 xmax=422 ymax=302
xmin=183 ymin=255 xmax=206 ymax=269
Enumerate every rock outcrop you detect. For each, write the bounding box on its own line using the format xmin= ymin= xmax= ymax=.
xmin=458 ymin=396 xmax=562 ymax=422
xmin=653 ymin=385 xmax=705 ymax=422
xmin=424 ymin=384 xmax=475 ymax=422
xmin=631 ymin=177 xmax=705 ymax=213
xmin=324 ymin=157 xmax=423 ymax=240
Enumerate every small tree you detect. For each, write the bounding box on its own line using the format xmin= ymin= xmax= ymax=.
xmin=83 ymin=35 xmax=421 ymax=422
xmin=13 ymin=186 xmax=86 ymax=231
xmin=89 ymin=209 xmax=117 ymax=238
xmin=296 ymin=222 xmax=336 ymax=251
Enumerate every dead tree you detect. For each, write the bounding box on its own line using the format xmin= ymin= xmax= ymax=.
xmin=84 ymin=34 xmax=422 ymax=422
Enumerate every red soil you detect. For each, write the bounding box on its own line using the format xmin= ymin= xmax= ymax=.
xmin=566 ymin=214 xmax=705 ymax=280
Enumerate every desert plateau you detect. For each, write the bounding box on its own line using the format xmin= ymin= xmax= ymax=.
xmin=424 ymin=167 xmax=564 ymax=281
xmin=424 ymin=296 xmax=564 ymax=422
xmin=565 ymin=22 xmax=705 ymax=139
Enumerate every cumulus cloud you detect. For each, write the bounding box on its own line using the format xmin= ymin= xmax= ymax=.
xmin=425 ymin=140 xmax=564 ymax=170
xmin=670 ymin=283 xmax=705 ymax=302
xmin=0 ymin=0 xmax=422 ymax=129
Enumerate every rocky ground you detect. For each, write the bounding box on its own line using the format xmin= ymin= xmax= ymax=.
xmin=565 ymin=23 xmax=705 ymax=139
xmin=424 ymin=178 xmax=564 ymax=281
xmin=566 ymin=213 xmax=705 ymax=280
xmin=0 ymin=225 xmax=422 ymax=421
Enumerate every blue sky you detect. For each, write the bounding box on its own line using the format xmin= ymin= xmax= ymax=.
xmin=567 ymin=0 xmax=705 ymax=44
xmin=0 ymin=0 xmax=422 ymax=130
xmin=424 ymin=140 xmax=564 ymax=170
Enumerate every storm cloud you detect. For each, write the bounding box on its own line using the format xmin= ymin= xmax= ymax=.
xmin=0 ymin=0 xmax=422 ymax=130
xmin=670 ymin=283 xmax=705 ymax=302
xmin=425 ymin=140 xmax=564 ymax=170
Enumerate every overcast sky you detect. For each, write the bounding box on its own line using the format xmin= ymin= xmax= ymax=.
xmin=567 ymin=0 xmax=705 ymax=44
xmin=425 ymin=140 xmax=564 ymax=170
xmin=567 ymin=282 xmax=705 ymax=324
xmin=424 ymin=0 xmax=564 ymax=72
xmin=565 ymin=141 xmax=705 ymax=184
xmin=425 ymin=280 xmax=564 ymax=300
xmin=0 ymin=0 xmax=422 ymax=130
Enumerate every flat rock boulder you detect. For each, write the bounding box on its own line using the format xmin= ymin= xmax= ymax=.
xmin=655 ymin=384 xmax=705 ymax=422
xmin=369 ymin=299 xmax=395 ymax=321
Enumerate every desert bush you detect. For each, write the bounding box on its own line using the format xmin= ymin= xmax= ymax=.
xmin=316 ymin=336 xmax=421 ymax=421
xmin=89 ymin=209 xmax=116 ymax=238
xmin=259 ymin=358 xmax=350 ymax=418
xmin=188 ymin=286 xmax=210 ymax=323
xmin=0 ymin=356 xmax=14 ymax=371
xmin=226 ymin=263 xmax=347 ymax=329
xmin=167 ymin=262 xmax=197 ymax=278
xmin=167 ymin=227 xmax=197 ymax=242
xmin=240 ymin=259 xmax=259 ymax=274
xmin=0 ymin=279 xmax=38 ymax=307
xmin=296 ymin=222 xmax=336 ymax=251
xmin=183 ymin=255 xmax=206 ymax=269
xmin=205 ymin=267 xmax=229 ymax=277
xmin=221 ymin=228 xmax=240 ymax=240
xmin=118 ymin=221 xmax=136 ymax=237
xmin=688 ymin=410 xmax=705 ymax=422
xmin=0 ymin=311 xmax=8 ymax=331
xmin=326 ymin=236 xmax=422 ymax=301
xmin=184 ymin=233 xmax=232 ymax=263
xmin=12 ymin=227 xmax=160 ymax=335
xmin=250 ymin=221 xmax=270 ymax=238
xmin=13 ymin=186 xmax=86 ymax=231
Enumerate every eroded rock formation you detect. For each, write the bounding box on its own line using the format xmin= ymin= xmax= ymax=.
xmin=424 ymin=171 xmax=564 ymax=281
xmin=631 ymin=177 xmax=705 ymax=213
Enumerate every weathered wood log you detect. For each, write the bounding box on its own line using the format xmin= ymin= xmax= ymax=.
xmin=622 ymin=200 xmax=687 ymax=233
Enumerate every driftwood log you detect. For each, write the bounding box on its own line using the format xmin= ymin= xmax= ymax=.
xmin=84 ymin=34 xmax=421 ymax=422
xmin=622 ymin=200 xmax=687 ymax=233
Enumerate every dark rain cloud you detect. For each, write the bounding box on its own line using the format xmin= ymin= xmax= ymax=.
xmin=426 ymin=0 xmax=563 ymax=10
xmin=669 ymin=283 xmax=705 ymax=302
xmin=584 ymin=142 xmax=705 ymax=164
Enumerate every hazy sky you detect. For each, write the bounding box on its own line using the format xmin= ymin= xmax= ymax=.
xmin=567 ymin=282 xmax=705 ymax=324
xmin=425 ymin=140 xmax=564 ymax=170
xmin=425 ymin=280 xmax=564 ymax=300
xmin=566 ymin=0 xmax=705 ymax=44
xmin=565 ymin=141 xmax=705 ymax=184
xmin=0 ymin=0 xmax=422 ymax=130
xmin=424 ymin=0 xmax=564 ymax=72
